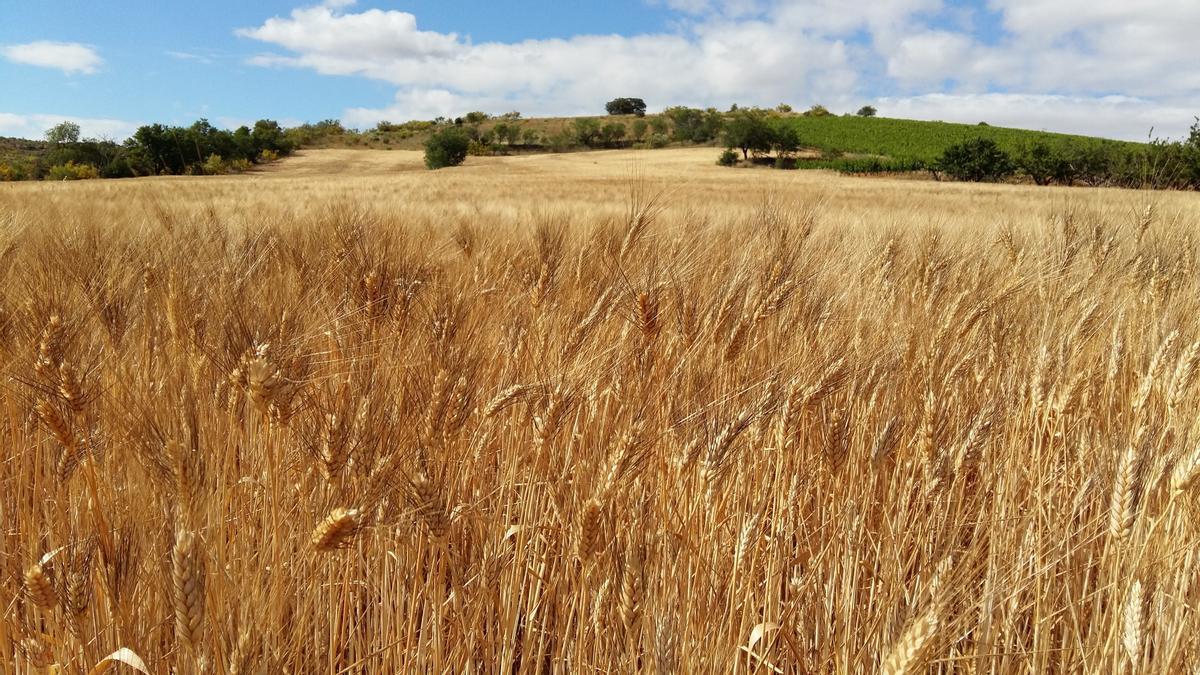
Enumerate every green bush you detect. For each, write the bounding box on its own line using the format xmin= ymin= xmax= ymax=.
xmin=936 ymin=138 xmax=1014 ymax=182
xmin=631 ymin=119 xmax=649 ymax=142
xmin=0 ymin=163 xmax=25 ymax=181
xmin=717 ymin=149 xmax=739 ymax=166
xmin=573 ymin=118 xmax=602 ymax=147
xmin=45 ymin=161 xmax=99 ymax=181
xmin=203 ymin=154 xmax=227 ymax=175
xmin=424 ymin=128 xmax=471 ymax=169
xmin=1015 ymin=142 xmax=1069 ymax=186
xmin=467 ymin=140 xmax=494 ymax=156
xmin=647 ymin=133 xmax=670 ymax=149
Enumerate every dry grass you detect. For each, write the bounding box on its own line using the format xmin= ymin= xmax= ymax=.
xmin=3 ymin=148 xmax=1200 ymax=672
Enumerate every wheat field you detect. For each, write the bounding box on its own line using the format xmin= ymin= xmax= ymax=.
xmin=4 ymin=148 xmax=1200 ymax=672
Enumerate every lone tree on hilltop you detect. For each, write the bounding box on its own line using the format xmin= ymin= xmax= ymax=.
xmin=45 ymin=121 xmax=81 ymax=144
xmin=605 ymin=98 xmax=647 ymax=116
xmin=424 ymin=127 xmax=470 ymax=169
xmin=856 ymin=106 xmax=877 ymax=117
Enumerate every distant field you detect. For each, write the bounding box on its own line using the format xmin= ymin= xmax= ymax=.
xmin=306 ymin=113 xmax=1146 ymax=165
xmin=783 ymin=115 xmax=1142 ymax=163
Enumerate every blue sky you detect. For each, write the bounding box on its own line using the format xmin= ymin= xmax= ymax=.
xmin=1 ymin=0 xmax=1196 ymax=141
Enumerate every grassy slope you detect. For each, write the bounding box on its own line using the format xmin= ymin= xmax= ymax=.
xmin=784 ymin=115 xmax=1142 ymax=162
xmin=323 ymin=113 xmax=1142 ymax=164
xmin=0 ymin=137 xmax=46 ymax=165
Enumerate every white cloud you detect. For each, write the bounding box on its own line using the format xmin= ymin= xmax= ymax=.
xmin=166 ymin=50 xmax=216 ymax=64
xmin=238 ymin=4 xmax=858 ymax=124
xmin=0 ymin=113 xmax=138 ymax=141
xmin=886 ymin=31 xmax=975 ymax=85
xmin=237 ymin=1 xmax=1200 ymax=139
xmin=876 ymin=94 xmax=1194 ymax=141
xmin=2 ymin=41 xmax=103 ymax=75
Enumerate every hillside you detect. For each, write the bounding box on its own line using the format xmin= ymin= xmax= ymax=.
xmin=781 ymin=115 xmax=1141 ymax=163
xmin=0 ymin=136 xmax=46 ymax=164
xmin=309 ymin=111 xmax=1144 ymax=167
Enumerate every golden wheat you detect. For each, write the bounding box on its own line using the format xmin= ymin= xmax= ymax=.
xmin=1 ymin=147 xmax=1199 ymax=671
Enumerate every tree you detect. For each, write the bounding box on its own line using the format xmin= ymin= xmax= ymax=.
xmin=723 ymin=109 xmax=774 ymax=159
xmin=605 ymin=98 xmax=647 ymax=116
xmin=631 ymin=119 xmax=649 ymax=142
xmin=493 ymin=122 xmax=521 ymax=145
xmin=600 ymin=122 xmax=626 ymax=147
xmin=45 ymin=121 xmax=81 ymax=144
xmin=776 ymin=103 xmax=793 ymax=113
xmin=664 ymin=106 xmax=723 ymax=143
xmin=424 ymin=128 xmax=470 ymax=169
xmin=1183 ymin=117 xmax=1200 ymax=189
xmin=251 ymin=119 xmax=293 ymax=156
xmin=771 ymin=121 xmax=801 ymax=157
xmin=463 ymin=111 xmax=489 ymax=124
xmin=803 ymin=105 xmax=833 ymax=117
xmin=1015 ymin=142 xmax=1067 ymax=186
xmin=937 ymin=137 xmax=1014 ymax=182
xmin=573 ymin=118 xmax=602 ymax=147
xmin=856 ymin=106 xmax=877 ymax=117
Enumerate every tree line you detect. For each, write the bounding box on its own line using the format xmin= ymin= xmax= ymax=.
xmin=710 ymin=109 xmax=1200 ymax=190
xmin=0 ymin=119 xmax=295 ymax=180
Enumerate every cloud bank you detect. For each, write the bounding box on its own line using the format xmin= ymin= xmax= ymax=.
xmin=0 ymin=113 xmax=138 ymax=141
xmin=236 ymin=0 xmax=1200 ymax=140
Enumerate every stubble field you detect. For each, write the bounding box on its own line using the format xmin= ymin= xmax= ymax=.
xmin=3 ymin=148 xmax=1200 ymax=673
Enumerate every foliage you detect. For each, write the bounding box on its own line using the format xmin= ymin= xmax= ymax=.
xmin=776 ymin=103 xmax=793 ymax=113
xmin=464 ymin=111 xmax=490 ymax=124
xmin=45 ymin=160 xmax=99 ymax=180
xmin=664 ymin=106 xmax=724 ymax=144
xmin=803 ymin=105 xmax=833 ymax=117
xmin=1015 ymin=142 xmax=1069 ymax=186
xmin=631 ymin=119 xmax=649 ymax=141
xmin=572 ymin=118 xmax=602 ymax=147
xmin=0 ymin=163 xmax=26 ymax=181
xmin=605 ymin=97 xmax=647 ymax=116
xmin=128 ymin=118 xmax=295 ymax=176
xmin=717 ymin=148 xmax=739 ymax=166
xmin=44 ymin=121 xmax=81 ymax=144
xmin=202 ymin=154 xmax=227 ymax=175
xmin=492 ymin=122 xmax=522 ymax=146
xmin=547 ymin=129 xmax=577 ymax=153
xmin=856 ymin=106 xmax=877 ymax=117
xmin=723 ymin=108 xmax=774 ymax=159
xmin=771 ymin=121 xmax=801 ymax=157
xmin=937 ymin=138 xmax=1015 ymax=182
xmin=423 ymin=127 xmax=471 ymax=169
xmin=599 ymin=122 xmax=626 ymax=147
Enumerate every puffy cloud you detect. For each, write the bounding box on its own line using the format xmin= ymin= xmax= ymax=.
xmin=0 ymin=113 xmax=138 ymax=141
xmin=876 ymin=93 xmax=1194 ymax=141
xmin=238 ymin=1 xmax=1200 ymax=139
xmin=1 ymin=41 xmax=103 ymax=75
xmin=238 ymin=3 xmax=859 ymax=123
